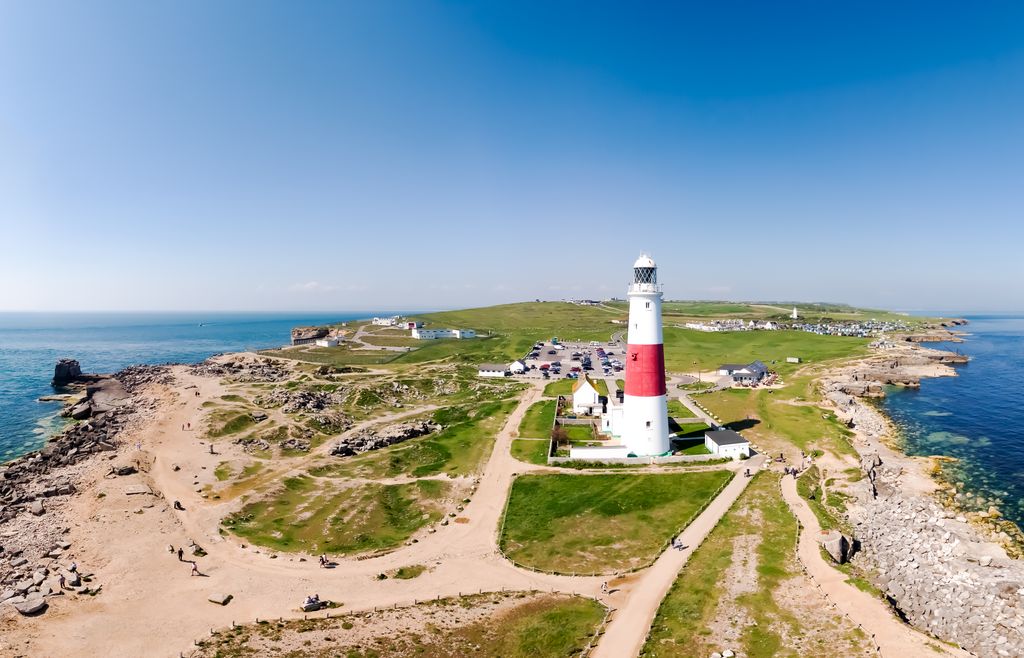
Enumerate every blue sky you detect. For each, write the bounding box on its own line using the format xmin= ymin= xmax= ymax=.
xmin=1 ymin=1 xmax=1022 ymax=312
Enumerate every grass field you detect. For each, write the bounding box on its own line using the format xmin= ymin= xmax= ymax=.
xmin=193 ymin=592 xmax=605 ymax=658
xmin=661 ymin=328 xmax=868 ymax=375
xmin=643 ymin=472 xmax=871 ymax=657
xmin=518 ymin=400 xmax=556 ymax=438
xmin=511 ymin=439 xmax=550 ymax=465
xmin=698 ymin=386 xmax=856 ymax=458
xmin=222 ymin=476 xmax=451 ymax=555
xmin=500 ymin=470 xmax=733 ymax=573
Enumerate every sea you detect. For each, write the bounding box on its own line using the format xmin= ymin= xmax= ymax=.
xmin=0 ymin=312 xmax=390 ymax=462
xmin=880 ymin=315 xmax=1024 ymax=529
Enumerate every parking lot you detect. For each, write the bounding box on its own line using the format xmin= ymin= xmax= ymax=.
xmin=514 ymin=337 xmax=627 ymax=391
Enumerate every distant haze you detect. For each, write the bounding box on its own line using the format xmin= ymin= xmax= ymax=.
xmin=2 ymin=3 xmax=1022 ymax=313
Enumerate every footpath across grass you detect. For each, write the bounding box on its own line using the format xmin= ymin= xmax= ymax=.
xmin=500 ymin=470 xmax=733 ymax=574
xmin=642 ymin=472 xmax=871 ymax=657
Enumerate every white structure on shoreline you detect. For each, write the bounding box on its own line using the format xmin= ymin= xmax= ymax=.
xmin=315 ymin=338 xmax=339 ymax=348
xmin=372 ymin=316 xmax=400 ymax=326
xmin=412 ymin=328 xmax=476 ymax=340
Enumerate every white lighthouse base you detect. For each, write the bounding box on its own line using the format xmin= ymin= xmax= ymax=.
xmin=620 ymin=393 xmax=671 ymax=456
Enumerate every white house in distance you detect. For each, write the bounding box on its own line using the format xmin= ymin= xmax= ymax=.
xmin=315 ymin=337 xmax=339 ymax=348
xmin=412 ymin=328 xmax=477 ymax=340
xmin=372 ymin=316 xmax=400 ymax=326
xmin=572 ymin=374 xmax=602 ymax=415
xmin=478 ymin=364 xmax=509 ymax=378
xmin=704 ymin=429 xmax=751 ymax=460
xmin=508 ymin=360 xmax=527 ymax=374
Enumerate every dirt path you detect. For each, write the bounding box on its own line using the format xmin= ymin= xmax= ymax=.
xmin=591 ymin=453 xmax=767 ymax=658
xmin=9 ymin=372 xmax=758 ymax=658
xmin=779 ymin=474 xmax=971 ymax=658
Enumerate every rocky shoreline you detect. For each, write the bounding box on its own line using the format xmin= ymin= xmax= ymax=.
xmin=818 ymin=328 xmax=1024 ymax=656
xmin=0 ymin=362 xmax=169 ymax=616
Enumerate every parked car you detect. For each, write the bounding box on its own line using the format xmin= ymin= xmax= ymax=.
xmin=547 ymin=350 xmax=557 ymax=355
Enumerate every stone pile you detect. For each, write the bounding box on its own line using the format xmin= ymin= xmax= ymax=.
xmin=255 ymin=388 xmax=345 ymax=414
xmin=331 ymin=420 xmax=442 ymax=457
xmin=188 ymin=358 xmax=288 ymax=382
xmin=1 ymin=540 xmax=90 ymax=616
xmin=854 ymin=469 xmax=1024 ymax=656
xmin=113 ymin=364 xmax=175 ymax=392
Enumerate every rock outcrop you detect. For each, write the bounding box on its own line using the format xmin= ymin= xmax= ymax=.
xmin=51 ymin=359 xmax=82 ymax=386
xmin=331 ymin=420 xmax=442 ymax=457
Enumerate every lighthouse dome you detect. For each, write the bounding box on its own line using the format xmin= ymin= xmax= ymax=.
xmin=633 ymin=254 xmax=656 ymax=269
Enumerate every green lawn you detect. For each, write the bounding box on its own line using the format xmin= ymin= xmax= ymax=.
xmin=193 ymin=592 xmax=605 ymax=658
xmin=643 ymin=472 xmax=871 ymax=657
xmin=673 ymin=437 xmax=712 ymax=456
xmin=500 ymin=470 xmax=733 ymax=574
xmin=543 ymin=379 xmax=574 ymax=396
xmin=674 ymin=422 xmax=711 ymax=438
xmin=667 ymin=398 xmax=697 ymax=418
xmin=518 ymin=400 xmax=556 ymax=438
xmin=511 ymin=439 xmax=551 ymax=465
xmin=562 ymin=424 xmax=594 ymax=443
xmin=222 ymin=476 xmax=451 ymax=555
xmin=593 ymin=379 xmax=609 ymax=396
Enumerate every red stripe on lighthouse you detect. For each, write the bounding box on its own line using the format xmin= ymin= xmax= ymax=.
xmin=624 ymin=343 xmax=667 ymax=397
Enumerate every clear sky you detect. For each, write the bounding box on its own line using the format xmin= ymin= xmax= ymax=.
xmin=2 ymin=1 xmax=1022 ymax=313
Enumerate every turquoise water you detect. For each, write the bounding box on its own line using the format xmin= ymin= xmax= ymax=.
xmin=0 ymin=312 xmax=387 ymax=462
xmin=881 ymin=316 xmax=1024 ymax=528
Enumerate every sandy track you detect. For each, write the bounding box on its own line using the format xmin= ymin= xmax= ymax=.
xmin=6 ymin=369 xmax=757 ymax=658
xmin=779 ymin=473 xmax=970 ymax=657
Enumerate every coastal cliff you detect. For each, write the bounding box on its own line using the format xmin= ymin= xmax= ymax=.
xmin=818 ymin=335 xmax=1024 ymax=656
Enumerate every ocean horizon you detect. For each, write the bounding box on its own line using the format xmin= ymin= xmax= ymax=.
xmin=0 ymin=311 xmax=404 ymax=462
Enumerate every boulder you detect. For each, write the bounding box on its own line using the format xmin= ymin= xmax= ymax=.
xmin=13 ymin=598 xmax=47 ymax=615
xmin=30 ymin=499 xmax=44 ymax=516
xmin=0 ymin=589 xmax=15 ymax=603
xmin=820 ymin=529 xmax=851 ymax=564
xmin=69 ymin=401 xmax=92 ymax=420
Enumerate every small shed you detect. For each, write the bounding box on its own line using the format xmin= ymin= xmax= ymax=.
xmin=704 ymin=429 xmax=751 ymax=460
xmin=315 ymin=338 xmax=339 ymax=348
xmin=508 ymin=360 xmax=527 ymax=374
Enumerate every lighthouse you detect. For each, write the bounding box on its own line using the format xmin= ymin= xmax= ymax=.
xmin=621 ymin=254 xmax=671 ymax=456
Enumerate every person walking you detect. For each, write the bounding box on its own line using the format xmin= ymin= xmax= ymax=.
xmin=190 ymin=561 xmax=200 ymax=577
xmin=177 ymin=547 xmax=184 ymax=561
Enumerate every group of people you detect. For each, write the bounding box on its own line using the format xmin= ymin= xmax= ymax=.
xmin=318 ymin=554 xmax=331 ymax=568
xmin=671 ymin=536 xmax=688 ymax=552
xmin=169 ymin=544 xmax=203 ymax=576
xmin=303 ymin=593 xmax=322 ymax=609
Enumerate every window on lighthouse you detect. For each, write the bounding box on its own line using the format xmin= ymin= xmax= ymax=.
xmin=646 ymin=421 xmax=651 ymax=428
xmin=645 ymin=302 xmax=650 ymax=309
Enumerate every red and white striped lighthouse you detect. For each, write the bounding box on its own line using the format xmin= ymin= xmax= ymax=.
xmin=622 ymin=254 xmax=670 ymax=456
